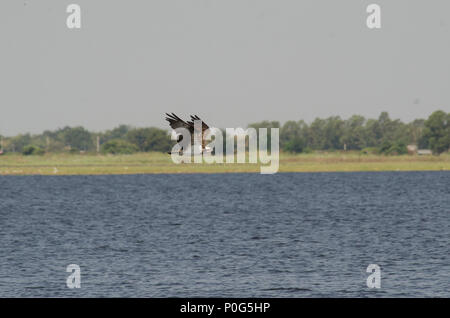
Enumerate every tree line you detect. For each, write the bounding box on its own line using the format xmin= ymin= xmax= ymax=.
xmin=0 ymin=110 xmax=448 ymax=155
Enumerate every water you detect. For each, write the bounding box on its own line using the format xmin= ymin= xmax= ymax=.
xmin=0 ymin=172 xmax=448 ymax=297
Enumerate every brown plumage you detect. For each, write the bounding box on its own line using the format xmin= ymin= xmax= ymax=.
xmin=165 ymin=113 xmax=210 ymax=152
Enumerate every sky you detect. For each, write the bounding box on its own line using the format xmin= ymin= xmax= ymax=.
xmin=0 ymin=0 xmax=449 ymax=136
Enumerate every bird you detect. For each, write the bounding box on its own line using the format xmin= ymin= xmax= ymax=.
xmin=165 ymin=113 xmax=212 ymax=155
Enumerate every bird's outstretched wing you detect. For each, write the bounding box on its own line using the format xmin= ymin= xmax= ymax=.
xmin=165 ymin=113 xmax=211 ymax=151
xmin=165 ymin=113 xmax=193 ymax=133
xmin=188 ymin=115 xmax=210 ymax=149
xmin=188 ymin=115 xmax=209 ymax=131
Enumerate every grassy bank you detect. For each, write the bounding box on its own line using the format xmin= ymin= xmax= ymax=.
xmin=0 ymin=152 xmax=449 ymax=175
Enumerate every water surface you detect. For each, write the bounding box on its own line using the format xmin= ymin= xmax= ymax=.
xmin=0 ymin=172 xmax=449 ymax=297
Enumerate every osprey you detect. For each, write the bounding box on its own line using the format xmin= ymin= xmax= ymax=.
xmin=165 ymin=113 xmax=212 ymax=154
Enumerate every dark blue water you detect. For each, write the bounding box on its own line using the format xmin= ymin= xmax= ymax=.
xmin=0 ymin=172 xmax=449 ymax=297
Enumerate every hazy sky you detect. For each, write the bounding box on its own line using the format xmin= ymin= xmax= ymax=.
xmin=1 ymin=0 xmax=449 ymax=136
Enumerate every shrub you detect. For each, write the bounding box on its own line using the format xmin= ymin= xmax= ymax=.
xmin=101 ymin=139 xmax=138 ymax=154
xmin=283 ymin=137 xmax=306 ymax=153
xmin=378 ymin=141 xmax=407 ymax=155
xmin=22 ymin=145 xmax=45 ymax=156
xmin=126 ymin=128 xmax=172 ymax=152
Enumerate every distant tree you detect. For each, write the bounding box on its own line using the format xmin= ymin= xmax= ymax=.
xmin=22 ymin=145 xmax=45 ymax=155
xmin=126 ymin=128 xmax=172 ymax=152
xmin=375 ymin=112 xmax=392 ymax=144
xmin=3 ymin=110 xmax=448 ymax=156
xmin=248 ymin=121 xmax=280 ymax=129
xmin=248 ymin=120 xmax=280 ymax=150
xmin=407 ymin=119 xmax=425 ymax=146
xmin=280 ymin=120 xmax=308 ymax=150
xmin=280 ymin=120 xmax=301 ymax=147
xmin=9 ymin=134 xmax=32 ymax=153
xmin=341 ymin=115 xmax=366 ymax=150
xmin=390 ymin=121 xmax=409 ymax=145
xmin=101 ymin=125 xmax=132 ymax=144
xmin=323 ymin=116 xmax=345 ymax=149
xmin=421 ymin=110 xmax=450 ymax=154
xmin=362 ymin=112 xmax=408 ymax=147
xmin=63 ymin=126 xmax=94 ymax=151
xmin=101 ymin=139 xmax=138 ymax=154
xmin=363 ymin=118 xmax=379 ymax=147
xmin=378 ymin=141 xmax=407 ymax=155
xmin=308 ymin=118 xmax=326 ymax=150
xmin=284 ymin=136 xmax=306 ymax=153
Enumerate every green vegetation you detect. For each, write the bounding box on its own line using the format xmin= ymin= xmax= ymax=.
xmin=22 ymin=145 xmax=45 ymax=156
xmin=0 ymin=110 xmax=448 ymax=160
xmin=101 ymin=139 xmax=138 ymax=154
xmin=421 ymin=110 xmax=450 ymax=154
xmin=126 ymin=127 xmax=172 ymax=152
xmin=283 ymin=137 xmax=308 ymax=154
xmin=378 ymin=141 xmax=407 ymax=155
xmin=0 ymin=152 xmax=449 ymax=175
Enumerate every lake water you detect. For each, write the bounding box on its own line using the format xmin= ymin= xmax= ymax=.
xmin=0 ymin=172 xmax=449 ymax=297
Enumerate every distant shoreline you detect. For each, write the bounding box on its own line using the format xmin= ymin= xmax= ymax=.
xmin=0 ymin=152 xmax=449 ymax=175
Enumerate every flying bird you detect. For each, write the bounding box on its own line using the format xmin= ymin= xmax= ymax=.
xmin=165 ymin=113 xmax=212 ymax=154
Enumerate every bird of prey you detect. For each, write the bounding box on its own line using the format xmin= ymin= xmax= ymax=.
xmin=165 ymin=113 xmax=212 ymax=154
